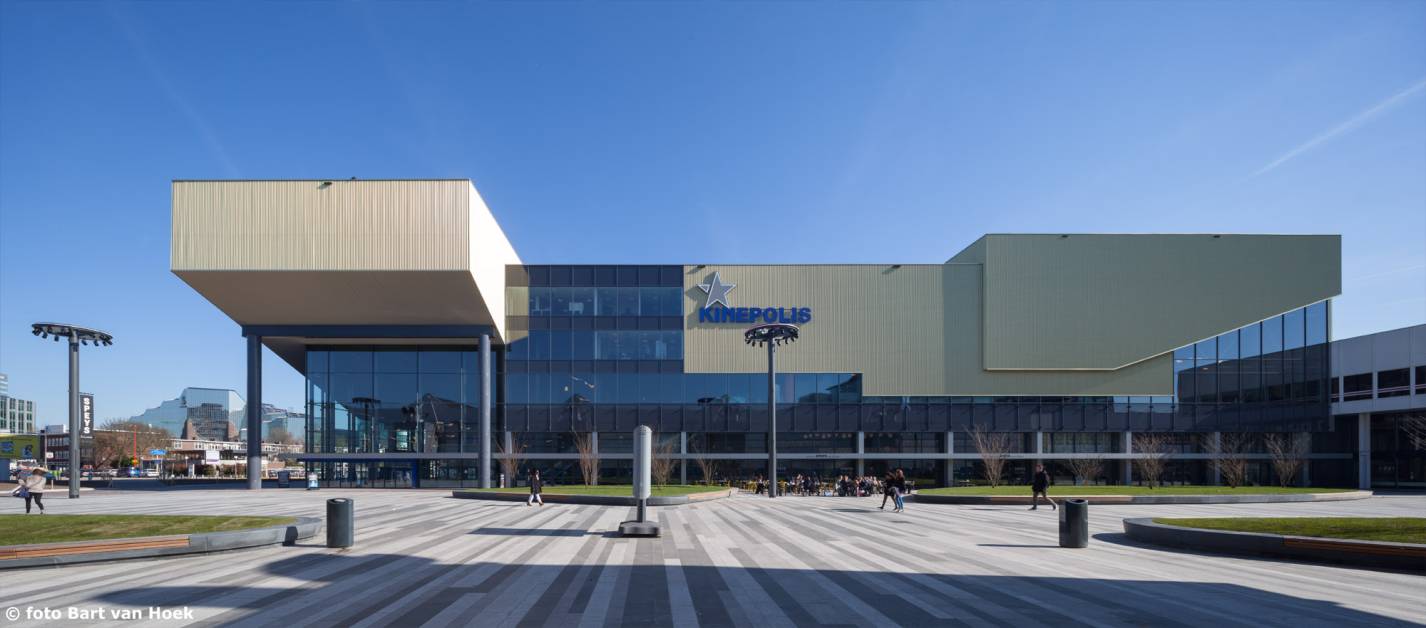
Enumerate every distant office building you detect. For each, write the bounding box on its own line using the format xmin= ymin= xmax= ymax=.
xmin=131 ymin=387 xmax=245 ymax=439
xmin=0 ymin=374 xmax=36 ymax=434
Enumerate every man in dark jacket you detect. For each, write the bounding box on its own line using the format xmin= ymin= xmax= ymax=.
xmin=1030 ymin=463 xmax=1055 ymax=510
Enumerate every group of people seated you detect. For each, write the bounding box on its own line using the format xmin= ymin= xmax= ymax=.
xmin=748 ymin=473 xmax=893 ymax=497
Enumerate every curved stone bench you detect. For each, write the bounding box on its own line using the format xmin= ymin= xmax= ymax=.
xmin=452 ymin=488 xmax=735 ymax=506
xmin=908 ymin=490 xmax=1372 ymax=505
xmin=1122 ymin=518 xmax=1426 ymax=572
xmin=0 ymin=517 xmax=321 ymax=570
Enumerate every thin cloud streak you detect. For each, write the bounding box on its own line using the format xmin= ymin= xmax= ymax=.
xmin=1252 ymin=77 xmax=1426 ymax=177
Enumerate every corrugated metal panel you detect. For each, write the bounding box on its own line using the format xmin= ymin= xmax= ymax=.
xmin=171 ymin=180 xmax=471 ymax=271
xmin=982 ymin=234 xmax=1341 ymax=370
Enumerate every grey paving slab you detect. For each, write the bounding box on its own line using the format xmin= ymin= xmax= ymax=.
xmin=0 ymin=488 xmax=1422 ymax=627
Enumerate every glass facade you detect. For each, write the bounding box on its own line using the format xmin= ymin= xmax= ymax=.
xmin=300 ymin=267 xmax=1343 ymax=488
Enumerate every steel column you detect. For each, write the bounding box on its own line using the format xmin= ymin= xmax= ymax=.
xmin=767 ymin=341 xmax=777 ymax=498
xmin=480 ymin=334 xmax=492 ymax=489
xmin=1357 ymin=412 xmax=1371 ymax=490
xmin=246 ymin=334 xmax=263 ymax=490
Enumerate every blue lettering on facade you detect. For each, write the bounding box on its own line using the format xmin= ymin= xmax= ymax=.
xmin=697 ymin=306 xmax=813 ymax=324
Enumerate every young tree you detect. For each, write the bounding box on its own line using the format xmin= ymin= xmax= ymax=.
xmin=969 ymin=425 xmax=1013 ymax=488
xmin=94 ymin=421 xmax=173 ymax=470
xmin=496 ymin=433 xmax=526 ymax=488
xmin=1264 ymin=432 xmax=1310 ymax=487
xmin=1201 ymin=432 xmax=1250 ymax=488
xmin=688 ymin=434 xmax=719 ymax=484
xmin=650 ymin=431 xmax=676 ymax=487
xmin=1131 ymin=433 xmax=1171 ymax=489
xmin=1400 ymin=414 xmax=1426 ymax=452
xmin=572 ymin=431 xmax=599 ymax=486
xmin=1064 ymin=457 xmax=1104 ymax=486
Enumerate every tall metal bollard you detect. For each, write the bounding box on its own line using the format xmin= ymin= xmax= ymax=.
xmin=619 ymin=425 xmax=660 ymax=537
xmin=327 ymin=498 xmax=354 ymax=548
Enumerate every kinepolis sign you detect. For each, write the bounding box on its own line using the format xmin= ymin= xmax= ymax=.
xmin=694 ymin=272 xmax=812 ymax=324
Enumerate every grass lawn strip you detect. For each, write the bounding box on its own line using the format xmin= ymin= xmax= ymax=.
xmin=462 ymin=484 xmax=719 ymax=497
xmin=917 ymin=485 xmax=1353 ymax=496
xmin=0 ymin=515 xmax=296 ymax=546
xmin=1152 ymin=517 xmax=1426 ymax=544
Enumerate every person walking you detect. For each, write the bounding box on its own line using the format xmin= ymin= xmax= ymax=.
xmin=878 ymin=470 xmax=897 ymax=510
xmin=11 ymin=468 xmax=46 ymax=514
xmin=1030 ymin=463 xmax=1056 ymax=511
xmin=891 ymin=469 xmax=907 ymax=513
xmin=527 ymin=469 xmax=544 ymax=507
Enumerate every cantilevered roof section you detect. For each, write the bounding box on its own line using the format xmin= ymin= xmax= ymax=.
xmin=172 ymin=179 xmax=520 ymax=364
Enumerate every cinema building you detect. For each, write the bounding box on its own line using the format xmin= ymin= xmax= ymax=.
xmin=172 ymin=179 xmax=1357 ymax=489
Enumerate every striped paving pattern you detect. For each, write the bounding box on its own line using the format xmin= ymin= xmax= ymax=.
xmin=1 ymin=489 xmax=1422 ymax=627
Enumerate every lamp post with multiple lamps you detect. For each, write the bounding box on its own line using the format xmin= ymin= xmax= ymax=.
xmin=31 ymin=323 xmax=113 ymax=499
xmin=744 ymin=322 xmax=799 ymax=498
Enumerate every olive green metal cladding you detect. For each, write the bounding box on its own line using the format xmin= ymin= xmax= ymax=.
xmin=682 ymin=234 xmax=1340 ymax=397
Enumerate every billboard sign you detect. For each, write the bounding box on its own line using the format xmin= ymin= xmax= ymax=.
xmin=80 ymin=393 xmax=95 ymax=438
xmin=0 ymin=435 xmax=41 ymax=460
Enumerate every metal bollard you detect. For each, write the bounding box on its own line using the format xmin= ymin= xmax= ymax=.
xmin=327 ymin=498 xmax=354 ymax=548
xmin=1058 ymin=498 xmax=1089 ymax=548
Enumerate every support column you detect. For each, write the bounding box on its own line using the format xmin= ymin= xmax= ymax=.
xmin=1210 ymin=432 xmax=1222 ymax=485
xmin=1034 ymin=431 xmax=1044 ymax=459
xmin=679 ymin=432 xmax=687 ymax=485
xmin=855 ymin=431 xmax=865 ymax=478
xmin=1357 ymin=412 xmax=1371 ymax=490
xmin=480 ymin=334 xmax=492 ymax=489
xmin=68 ymin=333 xmax=80 ymax=499
xmin=945 ymin=430 xmax=955 ymax=487
xmin=590 ymin=432 xmax=599 ymax=486
xmin=1122 ymin=430 xmax=1133 ymax=485
xmin=503 ymin=431 xmax=513 ymax=487
xmin=767 ymin=341 xmax=777 ymax=498
xmin=245 ymin=334 xmax=263 ymax=490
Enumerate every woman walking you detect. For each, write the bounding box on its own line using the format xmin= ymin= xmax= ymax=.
xmin=11 ymin=468 xmax=46 ymax=514
xmin=527 ymin=469 xmax=544 ymax=506
xmin=891 ymin=469 xmax=907 ymax=513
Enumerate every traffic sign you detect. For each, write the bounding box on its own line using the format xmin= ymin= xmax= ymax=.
xmin=149 ymin=449 xmax=167 ymax=456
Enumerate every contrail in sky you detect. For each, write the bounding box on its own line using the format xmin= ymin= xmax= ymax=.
xmin=1252 ymin=77 xmax=1426 ymax=177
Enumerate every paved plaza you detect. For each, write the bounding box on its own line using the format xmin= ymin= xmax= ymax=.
xmin=1 ymin=488 xmax=1422 ymax=627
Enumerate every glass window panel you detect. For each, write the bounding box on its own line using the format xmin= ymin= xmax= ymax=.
xmin=726 ymin=373 xmax=750 ymax=404
xmin=529 ymin=287 xmax=552 ymax=316
xmin=506 ymin=373 xmax=528 ymax=404
xmin=615 ymin=287 xmax=640 ymax=316
xmin=1262 ymin=316 xmax=1283 ymax=355
xmin=1306 ymin=301 xmax=1328 ymax=346
xmin=776 ymin=373 xmax=796 ymax=404
xmin=662 ymin=331 xmax=683 ymax=360
xmin=794 ymin=374 xmax=818 ymax=403
xmin=636 ymin=331 xmax=657 ymax=360
xmin=616 ymin=372 xmax=639 ymax=403
xmin=419 ymin=350 xmax=462 ymax=373
xmin=572 ymin=331 xmax=596 ymax=360
xmin=661 ymin=373 xmax=683 ymax=404
xmin=507 ymin=335 xmax=529 ymax=361
xmin=330 ymin=350 xmax=373 ymax=373
xmin=528 ymin=330 xmax=550 ymax=360
xmin=568 ymin=287 xmax=595 ymax=316
xmin=1283 ymin=308 xmax=1305 ymax=350
xmin=307 ymin=350 xmax=329 ymax=374
xmin=530 ymin=371 xmax=552 ymax=404
xmin=1194 ymin=338 xmax=1216 ymax=364
xmin=374 ymin=350 xmax=418 ymax=373
xmin=1217 ymin=330 xmax=1239 ymax=360
xmin=595 ymin=287 xmax=619 ymax=316
xmin=639 ymin=288 xmax=663 ymax=318
xmin=1240 ymin=322 xmax=1261 ymax=358
xmin=549 ymin=330 xmax=572 ymax=360
xmin=549 ymin=288 xmax=572 ymax=316
xmin=639 ymin=373 xmax=661 ymax=403
xmin=747 ymin=374 xmax=769 ymax=404
xmin=660 ymin=287 xmax=683 ymax=315
xmin=817 ymin=373 xmax=840 ymax=404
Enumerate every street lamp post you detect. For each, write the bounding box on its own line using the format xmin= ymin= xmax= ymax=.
xmin=744 ymin=323 xmax=799 ymax=498
xmin=31 ymin=323 xmax=113 ymax=499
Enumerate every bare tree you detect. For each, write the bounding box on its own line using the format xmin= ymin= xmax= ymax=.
xmin=572 ymin=431 xmax=599 ymax=486
xmin=651 ymin=431 xmax=676 ymax=487
xmin=688 ymin=434 xmax=719 ymax=485
xmin=1063 ymin=457 xmax=1104 ymax=486
xmin=1264 ymin=432 xmax=1310 ymax=487
xmin=969 ymin=425 xmax=1013 ymax=488
xmin=1201 ymin=432 xmax=1251 ymax=488
xmin=94 ymin=421 xmax=173 ymax=470
xmin=1401 ymin=415 xmax=1426 ymax=452
xmin=1131 ymin=433 xmax=1171 ymax=489
xmin=496 ymin=433 xmax=525 ymax=488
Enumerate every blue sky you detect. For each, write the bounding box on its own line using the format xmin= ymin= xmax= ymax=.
xmin=1 ymin=1 xmax=1423 ymax=425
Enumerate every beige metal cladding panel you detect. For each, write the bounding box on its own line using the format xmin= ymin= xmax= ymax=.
xmin=171 ymin=180 xmax=472 ymax=271
xmin=682 ymin=265 xmax=947 ymax=396
xmin=943 ymin=264 xmax=1172 ymax=395
xmin=982 ymin=234 xmax=1341 ymax=370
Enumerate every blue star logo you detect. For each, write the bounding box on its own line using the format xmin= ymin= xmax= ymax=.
xmin=697 ymin=272 xmax=736 ymax=309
